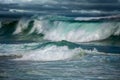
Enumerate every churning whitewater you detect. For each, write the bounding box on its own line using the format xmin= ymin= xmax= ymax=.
xmin=0 ymin=42 xmax=103 ymax=61
xmin=0 ymin=16 xmax=120 ymax=42
xmin=0 ymin=16 xmax=120 ymax=61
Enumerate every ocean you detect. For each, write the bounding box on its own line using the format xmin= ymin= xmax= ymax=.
xmin=0 ymin=0 xmax=120 ymax=80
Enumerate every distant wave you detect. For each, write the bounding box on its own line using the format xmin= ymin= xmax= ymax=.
xmin=8 ymin=9 xmax=120 ymax=16
xmin=75 ymin=14 xmax=120 ymax=21
xmin=9 ymin=9 xmax=47 ymax=14
xmin=72 ymin=10 xmax=104 ymax=14
xmin=33 ymin=15 xmax=120 ymax=21
xmin=72 ymin=10 xmax=120 ymax=15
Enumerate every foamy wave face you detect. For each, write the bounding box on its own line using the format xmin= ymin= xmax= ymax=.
xmin=11 ymin=18 xmax=120 ymax=42
xmin=1 ymin=17 xmax=120 ymax=42
xmin=13 ymin=18 xmax=30 ymax=35
xmin=14 ymin=45 xmax=99 ymax=61
xmin=43 ymin=21 xmax=120 ymax=42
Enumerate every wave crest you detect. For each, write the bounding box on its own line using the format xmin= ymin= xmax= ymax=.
xmin=14 ymin=45 xmax=99 ymax=61
xmin=0 ymin=16 xmax=120 ymax=42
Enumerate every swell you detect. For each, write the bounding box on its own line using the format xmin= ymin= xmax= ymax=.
xmin=0 ymin=16 xmax=120 ymax=43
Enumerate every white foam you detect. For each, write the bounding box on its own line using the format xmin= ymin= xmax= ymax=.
xmin=43 ymin=21 xmax=120 ymax=42
xmin=0 ymin=43 xmax=101 ymax=61
xmin=14 ymin=45 xmax=107 ymax=61
xmin=9 ymin=9 xmax=26 ymax=13
xmin=114 ymin=23 xmax=120 ymax=35
xmin=75 ymin=14 xmax=120 ymax=21
xmin=29 ymin=20 xmax=46 ymax=34
xmin=14 ymin=45 xmax=83 ymax=61
xmin=72 ymin=10 xmax=120 ymax=15
xmin=72 ymin=10 xmax=102 ymax=14
xmin=13 ymin=18 xmax=30 ymax=35
xmin=12 ymin=18 xmax=120 ymax=42
xmin=9 ymin=9 xmax=47 ymax=14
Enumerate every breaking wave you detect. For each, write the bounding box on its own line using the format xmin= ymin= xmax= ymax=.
xmin=6 ymin=45 xmax=99 ymax=61
xmin=0 ymin=16 xmax=120 ymax=42
xmin=0 ymin=40 xmax=120 ymax=61
xmin=15 ymin=45 xmax=82 ymax=61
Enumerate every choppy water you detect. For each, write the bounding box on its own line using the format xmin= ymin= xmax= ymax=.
xmin=0 ymin=0 xmax=120 ymax=80
xmin=0 ymin=56 xmax=120 ymax=80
